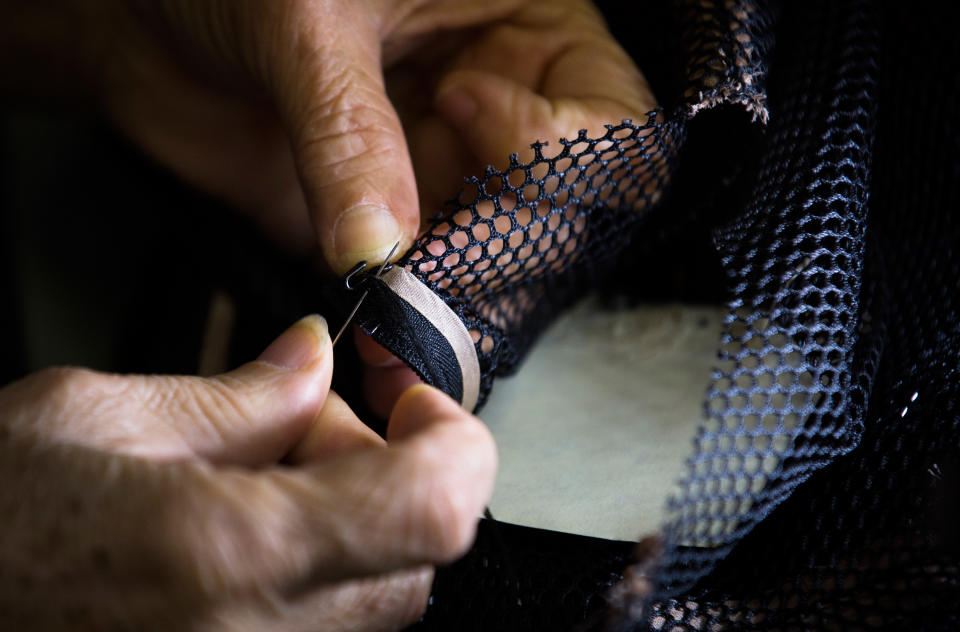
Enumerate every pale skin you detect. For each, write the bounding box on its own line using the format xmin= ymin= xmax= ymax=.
xmin=2 ymin=0 xmax=656 ymax=628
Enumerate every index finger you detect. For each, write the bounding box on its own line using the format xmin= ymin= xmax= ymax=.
xmin=171 ymin=385 xmax=496 ymax=594
xmin=434 ymin=0 xmax=656 ymax=165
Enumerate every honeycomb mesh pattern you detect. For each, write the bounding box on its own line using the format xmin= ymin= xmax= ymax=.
xmin=356 ymin=0 xmax=960 ymax=629
xmin=608 ymin=0 xmax=960 ymax=629
xmin=653 ymin=0 xmax=878 ymax=591
xmin=372 ymin=0 xmax=775 ymax=409
xmin=677 ymin=0 xmax=775 ymax=122
xmin=401 ymin=118 xmax=678 ymax=406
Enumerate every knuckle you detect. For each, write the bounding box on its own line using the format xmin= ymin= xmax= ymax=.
xmin=295 ymin=76 xmax=402 ymax=181
xmin=170 ymin=375 xmax=256 ymax=438
xmin=0 ymin=367 xmax=141 ymax=445
xmin=34 ymin=366 xmax=99 ymax=398
xmin=370 ymin=567 xmax=434 ymax=629
xmin=164 ymin=469 xmax=288 ymax=597
xmin=136 ymin=375 xmax=182 ymax=413
xmin=394 ymin=567 xmax=434 ymax=627
xmin=328 ymin=567 xmax=433 ymax=630
xmin=160 ymin=472 xmax=231 ymax=595
xmin=30 ymin=367 xmax=107 ymax=415
xmin=196 ymin=377 xmax=251 ymax=420
xmin=416 ymin=457 xmax=478 ymax=562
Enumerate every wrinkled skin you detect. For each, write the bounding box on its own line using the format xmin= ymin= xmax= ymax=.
xmin=2 ymin=0 xmax=657 ymax=627
xmin=88 ymin=0 xmax=656 ymax=265
xmin=0 ymin=317 xmax=496 ymax=630
xmin=83 ymin=0 xmax=657 ymax=414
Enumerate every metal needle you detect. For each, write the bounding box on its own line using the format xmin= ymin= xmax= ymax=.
xmin=331 ymin=241 xmax=400 ymax=347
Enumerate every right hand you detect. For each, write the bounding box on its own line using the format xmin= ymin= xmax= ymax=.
xmin=72 ymin=0 xmax=654 ymax=268
xmin=0 ymin=315 xmax=497 ymax=630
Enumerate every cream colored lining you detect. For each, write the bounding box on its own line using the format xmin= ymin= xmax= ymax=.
xmin=381 ymin=267 xmax=481 ymax=411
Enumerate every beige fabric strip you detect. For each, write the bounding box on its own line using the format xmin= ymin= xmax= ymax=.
xmin=380 ymin=266 xmax=480 ymax=412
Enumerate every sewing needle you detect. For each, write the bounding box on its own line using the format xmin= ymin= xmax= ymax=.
xmin=331 ymin=241 xmax=400 ymax=347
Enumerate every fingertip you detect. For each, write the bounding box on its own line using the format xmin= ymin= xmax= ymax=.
xmin=328 ymin=203 xmax=411 ymax=275
xmin=435 ymin=84 xmax=479 ymax=131
xmin=364 ymin=365 xmax=422 ymax=422
xmin=435 ymin=71 xmax=491 ymax=133
xmin=387 ymin=382 xmax=465 ymax=442
xmin=257 ymin=314 xmax=331 ymax=372
xmin=394 ymin=383 xmax=443 ymax=411
xmin=253 ymin=315 xmax=334 ymax=413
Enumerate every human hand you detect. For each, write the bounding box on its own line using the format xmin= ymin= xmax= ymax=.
xmin=26 ymin=0 xmax=655 ymax=416
xmin=76 ymin=0 xmax=654 ymax=270
xmin=0 ymin=316 xmax=496 ymax=630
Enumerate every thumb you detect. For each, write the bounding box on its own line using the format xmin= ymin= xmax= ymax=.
xmin=1 ymin=315 xmax=334 ymax=466
xmin=146 ymin=314 xmax=335 ymax=464
xmin=281 ymin=26 xmax=419 ymax=274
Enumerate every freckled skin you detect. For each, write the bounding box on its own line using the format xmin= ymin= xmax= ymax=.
xmin=0 ymin=323 xmax=495 ymax=630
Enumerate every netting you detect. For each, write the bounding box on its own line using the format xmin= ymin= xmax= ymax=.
xmin=652 ymin=0 xmax=878 ymax=593
xmin=344 ymin=0 xmax=774 ymax=410
xmin=320 ymin=0 xmax=960 ymax=629
xmin=400 ymin=117 xmax=676 ymax=407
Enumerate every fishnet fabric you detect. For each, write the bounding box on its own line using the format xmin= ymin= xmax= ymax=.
xmin=653 ymin=0 xmax=877 ymax=592
xmin=611 ymin=0 xmax=960 ymax=629
xmin=400 ymin=118 xmax=678 ymax=407
xmin=355 ymin=0 xmax=774 ymax=409
xmin=327 ymin=0 xmax=960 ymax=629
xmin=677 ymin=0 xmax=775 ymax=122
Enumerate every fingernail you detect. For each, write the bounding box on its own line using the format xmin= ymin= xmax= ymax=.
xmin=436 ymin=87 xmax=478 ymax=129
xmin=401 ymin=383 xmax=439 ymax=402
xmin=333 ymin=204 xmax=402 ymax=273
xmin=258 ymin=315 xmax=329 ymax=370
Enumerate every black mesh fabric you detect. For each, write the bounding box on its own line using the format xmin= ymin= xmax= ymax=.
xmin=343 ymin=0 xmax=775 ymax=410
xmin=349 ymin=117 xmax=681 ymax=409
xmin=323 ymin=0 xmax=960 ymax=629
xmin=650 ymin=0 xmax=879 ymax=596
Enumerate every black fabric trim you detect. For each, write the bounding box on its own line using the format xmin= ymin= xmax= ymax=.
xmin=353 ymin=275 xmax=465 ymax=405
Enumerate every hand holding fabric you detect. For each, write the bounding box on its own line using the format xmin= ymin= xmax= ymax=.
xmin=64 ymin=0 xmax=655 ymax=270
xmin=0 ymin=316 xmax=496 ymax=629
